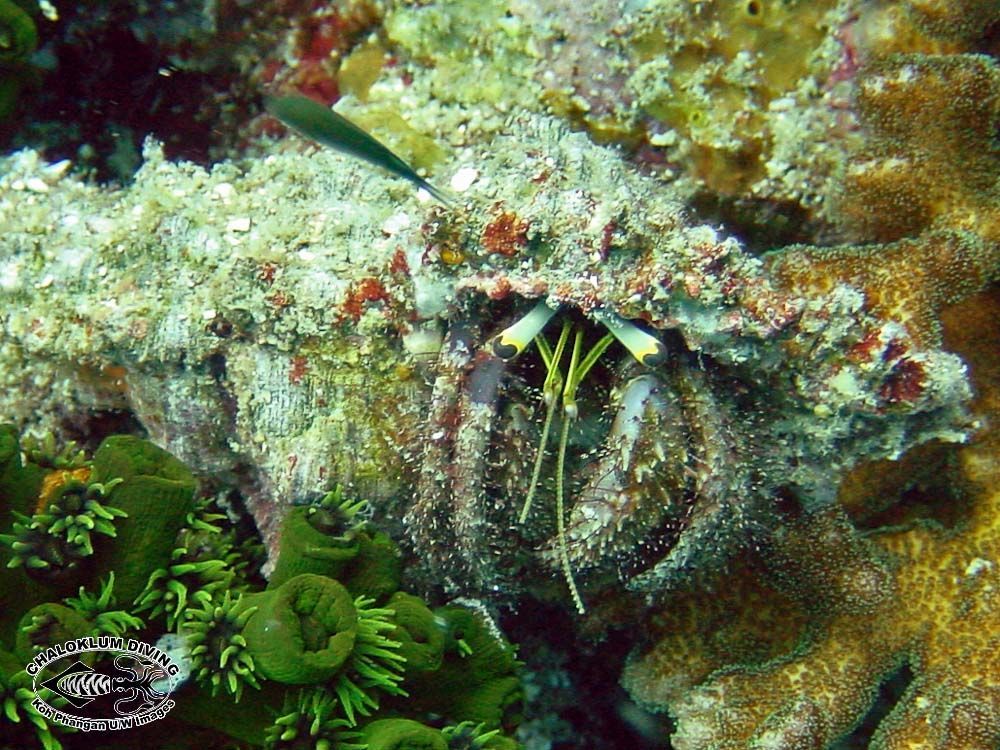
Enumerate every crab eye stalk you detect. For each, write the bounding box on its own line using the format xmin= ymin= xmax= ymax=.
xmin=594 ymin=310 xmax=667 ymax=367
xmin=490 ymin=301 xmax=559 ymax=360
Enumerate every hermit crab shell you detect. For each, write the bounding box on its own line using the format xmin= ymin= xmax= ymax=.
xmin=0 ymin=111 xmax=974 ymax=604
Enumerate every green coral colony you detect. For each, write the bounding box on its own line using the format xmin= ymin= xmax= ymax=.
xmin=0 ymin=426 xmax=523 ymax=749
xmin=0 ymin=0 xmax=37 ymax=120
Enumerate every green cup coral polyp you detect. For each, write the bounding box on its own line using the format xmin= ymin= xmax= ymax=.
xmin=62 ymin=572 xmax=142 ymax=638
xmin=1 ymin=472 xmax=126 ymax=581
xmin=87 ymin=435 xmax=198 ymax=602
xmin=385 ymin=592 xmax=445 ymax=673
xmin=244 ymin=573 xmax=360 ymax=685
xmin=398 ymin=603 xmax=523 ymax=730
xmin=243 ymin=572 xmax=407 ymax=724
xmin=0 ymin=648 xmax=60 ymax=750
xmin=1 ymin=510 xmax=87 ymax=582
xmin=14 ymin=603 xmax=90 ymax=664
xmin=0 ymin=0 xmax=35 ymax=64
xmin=269 ymin=487 xmax=371 ymax=588
xmin=134 ymin=549 xmax=232 ymax=629
xmin=32 ymin=476 xmax=125 ymax=557
xmin=265 ymin=687 xmax=364 ymax=750
xmin=183 ymin=590 xmax=261 ymax=701
xmin=136 ymin=495 xmax=258 ymax=629
xmin=361 ymin=717 xmax=447 ymax=750
xmin=0 ymin=424 xmax=42 ymax=511
xmin=1 ymin=428 xmax=525 ymax=748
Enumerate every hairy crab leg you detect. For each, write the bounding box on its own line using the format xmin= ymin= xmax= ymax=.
xmin=561 ymin=372 xmax=684 ymax=572
xmin=450 ymin=349 xmax=508 ymax=591
xmin=406 ymin=324 xmax=478 ymax=588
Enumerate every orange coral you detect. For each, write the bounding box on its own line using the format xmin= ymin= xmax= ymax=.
xmin=768 ymin=229 xmax=998 ymax=346
xmin=36 ymin=467 xmax=92 ymax=513
xmin=766 ymin=53 xmax=1000 ymax=346
xmin=622 ymin=287 xmax=1000 ymax=749
xmin=833 ymin=54 xmax=1000 ymax=244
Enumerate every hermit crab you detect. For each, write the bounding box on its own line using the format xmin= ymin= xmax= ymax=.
xmin=418 ymin=302 xmax=766 ymax=612
xmin=255 ymin=96 xmax=970 ymax=613
xmin=265 ymin=94 xmax=771 ymax=611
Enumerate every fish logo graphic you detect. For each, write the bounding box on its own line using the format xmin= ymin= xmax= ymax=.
xmin=26 ymin=636 xmax=180 ymax=730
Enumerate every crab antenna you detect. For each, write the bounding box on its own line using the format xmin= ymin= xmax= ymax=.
xmin=555 ymin=328 xmax=588 ymax=614
xmin=562 ymin=331 xmax=615 ymax=419
xmin=594 ymin=310 xmax=666 ymax=367
xmin=519 ymin=322 xmax=570 ymax=525
xmin=554 ymin=328 xmax=616 ymax=615
xmin=556 ymin=408 xmax=586 ymax=615
xmin=491 ymin=301 xmax=559 ymax=360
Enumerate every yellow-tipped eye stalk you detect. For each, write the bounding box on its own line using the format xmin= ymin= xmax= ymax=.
xmin=594 ymin=311 xmax=667 ymax=367
xmin=490 ymin=301 xmax=559 ymax=360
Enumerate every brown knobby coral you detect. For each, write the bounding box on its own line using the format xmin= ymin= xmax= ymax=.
xmin=619 ymin=43 xmax=1000 ymax=750
xmin=766 ymin=52 xmax=1000 ymax=347
xmin=832 ymin=53 xmax=1000 ymax=245
xmin=768 ymin=228 xmax=998 ymax=348
xmin=853 ymin=0 xmax=1000 ymax=56
xmin=622 ymin=286 xmax=1000 ymax=749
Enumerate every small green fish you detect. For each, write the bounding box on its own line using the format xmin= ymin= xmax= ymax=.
xmin=264 ymin=93 xmax=453 ymax=205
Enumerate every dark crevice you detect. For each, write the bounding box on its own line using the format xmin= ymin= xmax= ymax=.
xmin=686 ymin=192 xmax=832 ymax=254
xmin=60 ymin=408 xmax=147 ymax=454
xmin=501 ymin=598 xmax=674 ymax=749
xmin=2 ymin=5 xmax=230 ymax=181
xmin=831 ymin=663 xmax=914 ymax=749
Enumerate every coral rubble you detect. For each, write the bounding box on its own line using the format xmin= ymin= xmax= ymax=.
xmin=621 ymin=0 xmax=849 ymax=198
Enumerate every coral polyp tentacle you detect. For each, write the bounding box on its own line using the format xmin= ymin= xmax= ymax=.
xmin=183 ymin=590 xmax=261 ymax=701
xmin=63 ymin=572 xmax=144 ymax=637
xmin=133 ymin=549 xmax=233 ymax=630
xmin=264 ymin=687 xmax=364 ymax=750
xmin=0 ymin=472 xmax=127 ymax=579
